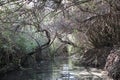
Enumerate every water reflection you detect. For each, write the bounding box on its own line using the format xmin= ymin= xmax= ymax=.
xmin=1 ymin=57 xmax=106 ymax=80
xmin=37 ymin=58 xmax=79 ymax=80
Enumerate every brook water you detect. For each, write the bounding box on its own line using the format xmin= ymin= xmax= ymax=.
xmin=1 ymin=57 xmax=108 ymax=80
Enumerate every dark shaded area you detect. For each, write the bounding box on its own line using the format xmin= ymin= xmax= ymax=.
xmin=0 ymin=60 xmax=53 ymax=80
xmin=80 ymin=47 xmax=112 ymax=69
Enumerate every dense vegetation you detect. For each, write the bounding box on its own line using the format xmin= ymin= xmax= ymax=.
xmin=0 ymin=0 xmax=120 ymax=80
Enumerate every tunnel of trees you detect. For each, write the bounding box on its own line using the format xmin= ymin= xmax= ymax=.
xmin=0 ymin=0 xmax=120 ymax=80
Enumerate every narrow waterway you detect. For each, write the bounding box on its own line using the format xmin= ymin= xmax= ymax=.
xmin=1 ymin=57 xmax=108 ymax=80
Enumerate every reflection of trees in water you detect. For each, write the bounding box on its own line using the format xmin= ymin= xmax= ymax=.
xmin=37 ymin=58 xmax=69 ymax=80
xmin=1 ymin=70 xmax=37 ymax=80
xmin=37 ymin=60 xmax=53 ymax=80
xmin=0 ymin=57 xmax=69 ymax=80
xmin=1 ymin=60 xmax=53 ymax=80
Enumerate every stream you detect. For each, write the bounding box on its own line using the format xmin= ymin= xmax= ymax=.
xmin=1 ymin=57 xmax=108 ymax=80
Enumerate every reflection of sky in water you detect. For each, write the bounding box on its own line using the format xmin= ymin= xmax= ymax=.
xmin=37 ymin=58 xmax=78 ymax=80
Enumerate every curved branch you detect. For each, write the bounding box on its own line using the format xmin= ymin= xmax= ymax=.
xmin=40 ymin=29 xmax=51 ymax=49
xmin=56 ymin=32 xmax=78 ymax=47
xmin=28 ymin=29 xmax=51 ymax=55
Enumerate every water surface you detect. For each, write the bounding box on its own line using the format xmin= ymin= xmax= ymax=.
xmin=1 ymin=57 xmax=107 ymax=80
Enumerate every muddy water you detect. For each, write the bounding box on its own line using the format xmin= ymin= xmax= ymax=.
xmin=1 ymin=57 xmax=108 ymax=80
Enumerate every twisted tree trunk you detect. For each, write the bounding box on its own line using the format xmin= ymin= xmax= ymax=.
xmin=104 ymin=47 xmax=120 ymax=80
